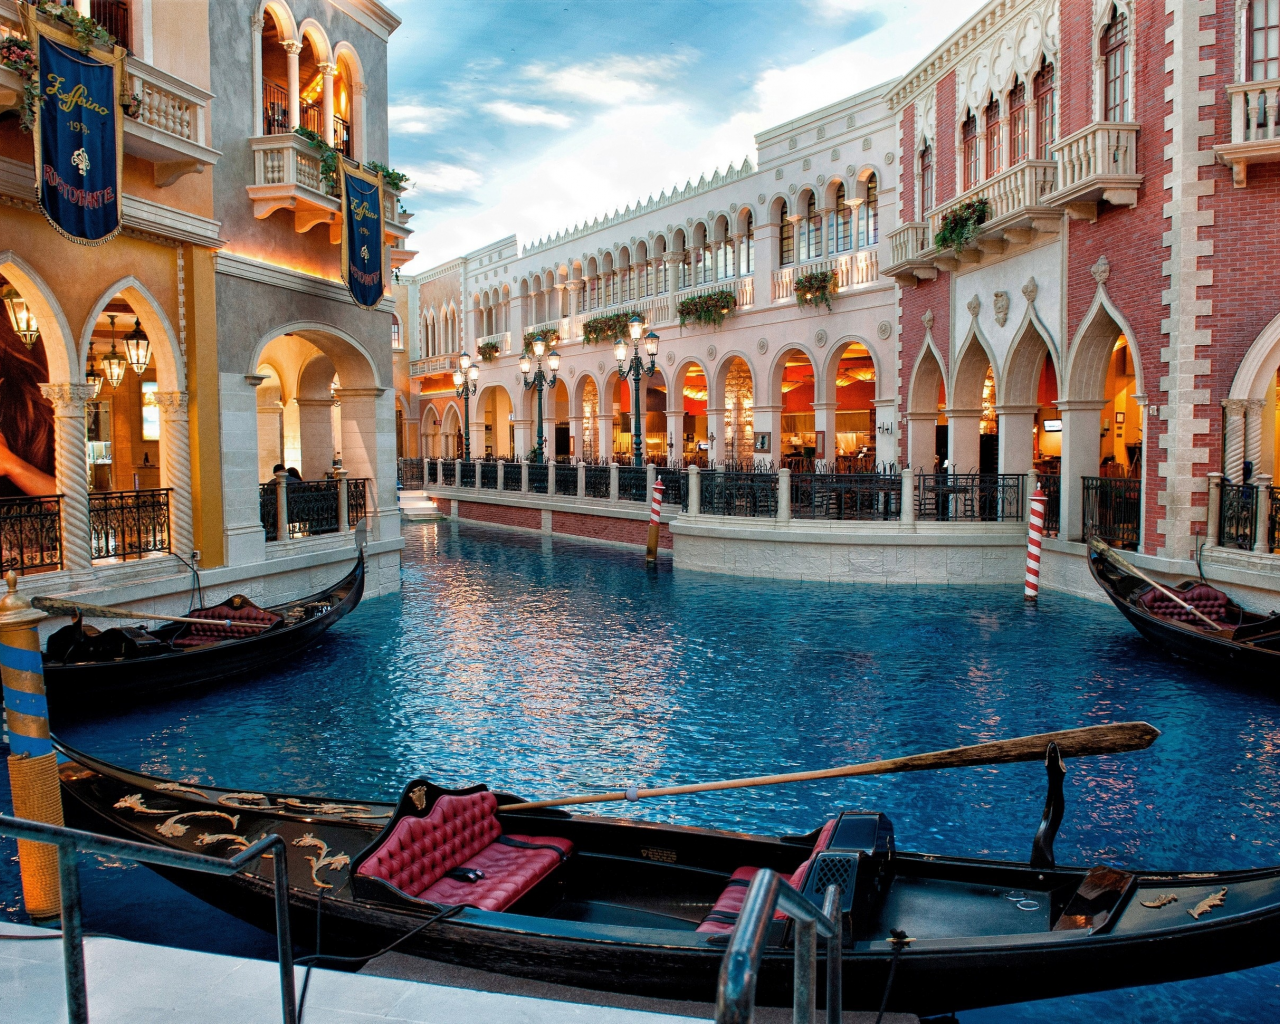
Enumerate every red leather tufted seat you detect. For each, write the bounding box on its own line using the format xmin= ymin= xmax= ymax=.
xmin=696 ymin=818 xmax=837 ymax=934
xmin=172 ymin=604 xmax=282 ymax=647
xmin=355 ymin=791 xmax=572 ymax=912
xmin=1137 ymin=583 xmax=1231 ymax=624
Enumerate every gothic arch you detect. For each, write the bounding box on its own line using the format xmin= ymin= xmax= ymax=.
xmin=951 ymin=323 xmax=999 ymax=409
xmin=907 ymin=340 xmax=948 ymax=414
xmin=1064 ymin=283 xmax=1144 ymax=401
xmin=1001 ymin=313 xmax=1058 ymax=407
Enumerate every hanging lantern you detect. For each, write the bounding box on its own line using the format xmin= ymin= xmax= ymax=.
xmin=124 ymin=316 xmax=151 ymax=375
xmin=2 ymin=285 xmax=39 ymax=350
xmin=101 ymin=314 xmax=128 ymax=390
xmin=84 ymin=341 xmax=104 ymax=399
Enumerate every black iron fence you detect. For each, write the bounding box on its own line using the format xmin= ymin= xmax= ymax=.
xmin=89 ymin=488 xmax=170 ymax=560
xmin=397 ymin=457 xmax=424 ymax=489
xmin=1082 ymin=476 xmax=1141 ymax=551
xmin=347 ymin=478 xmax=367 ymax=527
xmin=503 ymin=463 xmax=523 ymax=492
xmin=1218 ymin=482 xmax=1257 ymax=550
xmin=260 ymin=479 xmax=367 ymax=541
xmin=1271 ymin=487 xmax=1279 ymax=554
xmin=555 ymin=463 xmax=578 ymax=496
xmin=441 ymin=460 xmax=456 ymax=486
xmin=915 ymin=474 xmax=1025 ymax=522
xmin=0 ymin=495 xmax=62 ymax=576
xmin=700 ymin=469 xmax=779 ymax=518
xmin=618 ymin=465 xmax=648 ymax=502
xmin=584 ymin=464 xmax=611 ymax=499
xmin=481 ymin=462 xmax=498 ymax=490
xmin=791 ymin=472 xmax=901 ymax=520
xmin=459 ymin=461 xmax=476 ymax=488
xmin=426 ymin=459 xmax=439 ymax=484
xmin=654 ymin=466 xmax=687 ymax=511
xmin=1037 ymin=474 xmax=1061 ymax=536
xmin=528 ymin=463 xmax=548 ymax=494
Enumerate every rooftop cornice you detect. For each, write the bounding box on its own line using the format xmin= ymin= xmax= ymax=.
xmin=326 ymin=0 xmax=401 ymax=40
xmin=754 ymin=78 xmax=898 ymax=145
xmin=885 ymin=0 xmax=1036 ymax=112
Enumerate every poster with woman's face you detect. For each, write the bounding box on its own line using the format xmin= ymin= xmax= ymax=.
xmin=0 ymin=308 xmax=56 ymax=499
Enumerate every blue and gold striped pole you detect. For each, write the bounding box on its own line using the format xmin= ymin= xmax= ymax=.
xmin=0 ymin=571 xmax=63 ymax=920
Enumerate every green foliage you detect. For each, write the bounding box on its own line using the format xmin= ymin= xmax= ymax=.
xmin=38 ymin=1 xmax=115 ymax=54
xmin=581 ymin=311 xmax=643 ymax=345
xmin=365 ymin=160 xmax=410 ymax=191
xmin=677 ymin=290 xmax=737 ymax=328
xmin=0 ymin=36 xmax=38 ymax=132
xmin=522 ymin=328 xmax=560 ymax=355
xmin=293 ymin=127 xmax=339 ymax=193
xmin=477 ymin=340 xmax=501 ymax=362
xmin=793 ymin=270 xmax=834 ymax=312
xmin=933 ymin=198 xmax=990 ymax=256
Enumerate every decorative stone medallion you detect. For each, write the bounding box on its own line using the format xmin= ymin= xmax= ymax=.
xmin=757 ymin=337 xmax=769 ymax=354
xmin=515 ymin=373 xmax=523 ymax=387
xmin=802 ymin=158 xmax=812 ymax=171
xmin=861 ymin=137 xmax=872 ymax=151
xmin=1091 ymin=256 xmax=1110 ymax=286
xmin=846 ymin=164 xmax=855 ymax=176
xmin=730 ymin=203 xmax=738 ymax=214
xmin=885 ymin=152 xmax=895 ymax=164
xmin=567 ymin=365 xmax=576 ymax=378
xmin=707 ymin=344 xmax=717 ymax=360
xmin=815 ymin=329 xmax=828 ymax=348
xmin=877 ymin=320 xmax=893 ymax=340
xmin=789 ymin=184 xmax=797 ymax=195
xmin=993 ymin=291 xmax=1010 ymax=327
xmin=775 ymin=168 xmax=783 ymax=180
xmin=758 ymin=193 xmax=766 ymax=204
xmin=816 ymin=174 xmax=825 ymax=186
xmin=666 ymin=351 xmax=675 ymax=365
xmin=831 ymin=148 xmax=840 ymax=161
xmin=597 ymin=360 xmax=606 ymax=374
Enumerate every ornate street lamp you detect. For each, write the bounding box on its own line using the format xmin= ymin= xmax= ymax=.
xmin=84 ymin=340 xmax=104 ymax=399
xmin=614 ymin=314 xmax=658 ymax=465
xmin=124 ymin=316 xmax=151 ymax=375
xmin=521 ymin=333 xmax=559 ymax=464
xmin=454 ymin=350 xmax=479 ymax=461
xmin=101 ymin=314 xmax=128 ymax=390
xmin=2 ymin=285 xmax=39 ymax=350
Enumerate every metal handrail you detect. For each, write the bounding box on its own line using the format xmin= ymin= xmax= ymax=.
xmin=715 ymin=869 xmax=840 ymax=1024
xmin=0 ymin=814 xmax=296 ymax=1024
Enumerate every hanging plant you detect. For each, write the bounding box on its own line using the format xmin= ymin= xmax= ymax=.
xmin=365 ymin=160 xmax=410 ymax=191
xmin=522 ymin=327 xmax=560 ymax=354
xmin=477 ymin=340 xmax=501 ymax=361
xmin=933 ymin=197 xmax=990 ymax=256
xmin=0 ymin=36 xmax=38 ymax=132
xmin=582 ymin=311 xmax=642 ymax=345
xmin=37 ymin=1 xmax=115 ymax=54
xmin=293 ymin=127 xmax=339 ymax=194
xmin=793 ymin=270 xmax=834 ymax=312
xmin=677 ymin=290 xmax=736 ymax=328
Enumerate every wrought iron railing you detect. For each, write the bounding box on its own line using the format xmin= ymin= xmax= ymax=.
xmin=654 ymin=466 xmax=686 ymax=511
xmin=283 ymin=481 xmax=340 ymax=537
xmin=89 ymin=488 xmax=170 ymax=560
xmin=347 ymin=478 xmax=367 ymax=527
xmin=1218 ymin=482 xmax=1257 ymax=550
xmin=397 ymin=457 xmax=424 ymax=489
xmin=701 ymin=469 xmax=779 ymax=518
xmin=259 ymin=482 xmax=279 ymax=542
xmin=0 ymin=495 xmax=62 ymax=576
xmin=1082 ymin=476 xmax=1141 ymax=551
xmin=915 ymin=473 xmax=1025 ymax=522
xmin=528 ymin=463 xmax=548 ymax=494
xmin=618 ymin=465 xmax=648 ymax=502
xmin=1038 ymin=473 xmax=1061 ymax=536
xmin=503 ymin=464 xmax=523 ymax=492
xmin=91 ymin=0 xmax=130 ymax=48
xmin=1271 ymin=487 xmax=1279 ymax=553
xmin=441 ymin=460 xmax=456 ymax=486
xmin=584 ymin=464 xmax=611 ymax=499
xmin=481 ymin=462 xmax=498 ymax=490
xmin=426 ymin=459 xmax=439 ymax=484
xmin=555 ymin=463 xmax=578 ymax=496
xmin=791 ymin=472 xmax=901 ymax=520
xmin=333 ymin=114 xmax=351 ymax=157
xmin=262 ymin=80 xmax=289 ymax=136
xmin=459 ymin=461 xmax=476 ymax=488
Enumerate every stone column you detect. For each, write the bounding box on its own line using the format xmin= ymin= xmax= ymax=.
xmin=334 ymin=387 xmax=397 ymax=543
xmin=274 ymin=469 xmax=289 ymax=541
xmin=905 ymin=412 xmax=937 ymax=472
xmin=296 ymin=399 xmax=336 ymax=479
xmin=687 ymin=464 xmax=701 ymax=514
xmin=777 ymin=466 xmax=791 ymax=523
xmin=1223 ymin=398 xmax=1247 ymax=482
xmin=335 ymin=467 xmax=349 ymax=532
xmin=497 ymin=460 xmax=505 ymax=490
xmin=1057 ymin=399 xmax=1107 ymax=542
xmin=597 ymin=409 xmax=615 ymax=463
xmin=901 ymin=467 xmax=916 ymax=524
xmin=609 ymin=462 xmax=619 ymax=501
xmin=1254 ymin=474 xmax=1273 ymax=554
xmin=755 ymin=222 xmax=779 ymax=307
xmin=945 ymin=409 xmax=983 ymax=474
xmin=1206 ymin=471 xmax=1223 ymax=548
xmin=351 ymin=81 xmax=366 ymax=161
xmin=665 ymin=410 xmax=684 ymax=464
xmin=283 ymin=40 xmax=302 ymax=130
xmin=705 ymin=405 xmax=726 ymax=465
xmin=251 ymin=14 xmax=264 ymax=137
xmin=645 ymin=462 xmax=656 ymax=505
xmin=1245 ymin=398 xmax=1266 ymax=479
xmin=873 ymin=398 xmax=898 ymax=471
xmin=37 ymin=384 xmax=93 ymax=572
xmin=812 ymin=401 xmax=837 ymax=467
xmin=154 ymin=391 xmax=194 ymax=562
xmin=996 ymin=404 xmax=1039 ymax=475
xmin=319 ymin=62 xmax=337 ymax=146
xmin=752 ymin=403 xmax=780 ymax=466
xmin=568 ymin=415 xmax=583 ymax=462
xmin=577 ymin=461 xmax=586 ymax=497
xmin=520 ymin=458 xmax=529 ymax=493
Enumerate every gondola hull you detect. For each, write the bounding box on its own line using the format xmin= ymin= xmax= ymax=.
xmin=41 ymin=551 xmax=363 ymax=714
xmin=55 ymin=744 xmax=1280 ymax=1015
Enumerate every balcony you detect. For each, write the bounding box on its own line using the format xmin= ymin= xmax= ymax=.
xmin=247 ymin=134 xmax=341 ymax=235
xmin=1047 ymin=122 xmax=1142 ymax=220
xmin=771 ymin=249 xmax=880 ymax=302
xmin=123 ymin=59 xmax=220 ymax=187
xmin=410 ymin=354 xmax=459 ymax=378
xmin=927 ymin=161 xmax=1059 ymax=272
xmin=1215 ymin=79 xmax=1280 ymax=187
xmin=883 ymin=223 xmax=937 ymax=286
xmin=477 ymin=331 xmax=512 ymax=356
xmin=0 ymin=64 xmax=20 ymax=118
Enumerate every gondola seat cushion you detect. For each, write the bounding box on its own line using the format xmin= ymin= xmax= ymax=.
xmin=696 ymin=818 xmax=838 ymax=934
xmin=355 ymin=791 xmax=572 ymax=912
xmin=172 ymin=604 xmax=282 ymax=647
xmin=1137 ymin=583 xmax=1231 ymax=623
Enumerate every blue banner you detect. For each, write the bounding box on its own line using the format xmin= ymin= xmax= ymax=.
xmin=341 ymin=164 xmax=385 ymax=309
xmin=36 ymin=31 xmax=121 ymax=245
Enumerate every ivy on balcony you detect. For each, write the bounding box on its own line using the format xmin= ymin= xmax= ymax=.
xmin=677 ymin=290 xmax=736 ymax=328
xmin=582 ymin=311 xmax=643 ymax=345
xmin=522 ymin=327 xmax=560 ymax=354
xmin=0 ymin=37 xmax=37 ymax=131
xmin=934 ymin=197 xmax=990 ymax=256
xmin=793 ymin=271 xmax=834 ymax=312
xmin=36 ymin=1 xmax=115 ymax=54
xmin=477 ymin=340 xmax=501 ymax=362
xmin=293 ymin=127 xmax=339 ymax=193
xmin=365 ymin=160 xmax=411 ymax=191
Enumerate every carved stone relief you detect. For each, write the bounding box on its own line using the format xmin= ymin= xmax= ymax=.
xmin=993 ymin=291 xmax=1010 ymax=327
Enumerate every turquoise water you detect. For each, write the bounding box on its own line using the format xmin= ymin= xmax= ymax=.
xmin=4 ymin=521 xmax=1280 ymax=1021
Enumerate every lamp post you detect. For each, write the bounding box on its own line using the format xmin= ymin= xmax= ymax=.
xmin=520 ymin=333 xmax=560 ymax=464
xmin=614 ymin=315 xmax=658 ymax=465
xmin=453 ymin=351 xmax=479 ymax=461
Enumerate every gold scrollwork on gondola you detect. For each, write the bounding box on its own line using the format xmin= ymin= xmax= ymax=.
xmin=1188 ymin=888 xmax=1228 ymax=920
xmin=155 ymin=811 xmax=240 ymax=838
xmin=294 ymin=834 xmax=350 ymax=889
xmin=1140 ymin=893 xmax=1178 ymax=909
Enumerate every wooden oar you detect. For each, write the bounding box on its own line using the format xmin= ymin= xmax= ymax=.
xmin=501 ymin=721 xmax=1160 ymax=811
xmin=1089 ymin=537 xmax=1223 ymax=631
xmin=30 ymin=596 xmax=272 ymax=630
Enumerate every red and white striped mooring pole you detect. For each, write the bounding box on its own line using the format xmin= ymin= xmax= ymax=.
xmin=646 ymin=479 xmax=665 ymax=565
xmin=1024 ymin=486 xmax=1047 ymax=600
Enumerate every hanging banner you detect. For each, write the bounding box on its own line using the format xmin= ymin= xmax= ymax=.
xmin=23 ymin=7 xmax=125 ymax=246
xmin=339 ymin=162 xmax=388 ymax=310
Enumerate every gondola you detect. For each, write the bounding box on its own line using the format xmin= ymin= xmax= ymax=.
xmin=1088 ymin=537 xmax=1280 ymax=673
xmin=37 ymin=550 xmax=364 ymax=714
xmin=54 ymin=738 xmax=1280 ymax=1015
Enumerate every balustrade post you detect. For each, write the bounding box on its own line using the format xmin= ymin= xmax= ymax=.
xmin=549 ymin=457 xmax=558 ymax=497
xmin=577 ymin=461 xmax=586 ymax=497
xmin=777 ymin=466 xmax=791 ymax=523
xmin=335 ymin=468 xmax=349 ymax=533
xmin=687 ymin=465 xmax=701 ymax=515
xmin=1206 ymin=472 xmax=1223 ymax=548
xmin=455 ymin=459 xmax=463 ymax=490
xmin=475 ymin=460 xmax=482 ymax=492
xmin=645 ymin=462 xmax=656 ymax=505
xmin=437 ymin=458 xmax=444 ymax=486
xmin=274 ymin=470 xmax=289 ymax=542
xmin=901 ymin=468 xmax=917 ymax=524
xmin=521 ymin=458 xmax=529 ymax=494
xmin=1254 ymin=475 xmax=1273 ymax=554
xmin=610 ymin=462 xmax=619 ymax=502
xmin=497 ymin=460 xmax=505 ymax=490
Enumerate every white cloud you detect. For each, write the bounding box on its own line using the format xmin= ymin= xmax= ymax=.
xmin=388 ymin=102 xmax=451 ymax=135
xmin=482 ymin=101 xmax=573 ymax=129
xmin=399 ymin=162 xmax=484 ymax=197
xmin=523 ymin=55 xmax=683 ymax=106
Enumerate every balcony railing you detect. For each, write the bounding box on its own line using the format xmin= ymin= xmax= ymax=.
xmin=0 ymin=495 xmax=62 ymax=576
xmin=91 ymin=0 xmax=129 ymax=48
xmin=1039 ymin=473 xmax=1061 ymax=537
xmin=263 ymin=81 xmax=289 ymax=136
xmin=477 ymin=331 xmax=512 ymax=355
xmin=259 ymin=478 xmax=367 ymax=542
xmin=1082 ymin=476 xmax=1141 ymax=551
xmin=1218 ymin=481 xmax=1257 ymax=550
xmin=584 ymin=464 xmax=611 ymax=498
xmin=528 ymin=463 xmax=548 ymax=494
xmin=617 ymin=465 xmax=647 ymax=502
xmin=411 ymin=354 xmax=459 ymax=377
xmin=247 ymin=133 xmax=338 ymax=232
xmin=1048 ymin=122 xmax=1142 ymax=216
xmin=771 ymin=249 xmax=880 ymax=302
xmin=397 ymin=457 xmax=424 ymax=489
xmin=554 ymin=463 xmax=578 ymax=496
xmin=503 ymin=463 xmax=523 ymax=492
xmin=915 ymin=474 xmax=1025 ymax=522
xmin=700 ymin=469 xmax=779 ymax=518
xmin=1217 ymin=79 xmax=1280 ymax=187
xmin=459 ymin=461 xmax=476 ymax=488
xmin=927 ymin=161 xmax=1058 ymax=245
xmin=791 ymin=472 xmax=901 ymax=520
xmin=333 ymin=114 xmax=352 ymax=157
xmin=89 ymin=488 xmax=170 ymax=561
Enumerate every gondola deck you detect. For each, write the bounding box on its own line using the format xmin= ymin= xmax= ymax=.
xmin=54 ymin=741 xmax=1280 ymax=1014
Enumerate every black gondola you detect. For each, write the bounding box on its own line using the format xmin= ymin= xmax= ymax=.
xmin=1088 ymin=538 xmax=1280 ymax=673
xmin=38 ymin=550 xmax=364 ymax=714
xmin=55 ymin=740 xmax=1280 ymax=1015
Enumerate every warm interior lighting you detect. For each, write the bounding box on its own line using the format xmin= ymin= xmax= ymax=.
xmin=453 ymin=369 xmax=464 ymax=387
xmin=84 ymin=340 xmax=104 ymax=399
xmin=124 ymin=317 xmax=151 ymax=375
xmin=467 ymin=363 xmax=479 ymax=381
xmin=2 ymin=286 xmax=39 ymax=349
xmin=101 ymin=318 xmax=128 ymax=390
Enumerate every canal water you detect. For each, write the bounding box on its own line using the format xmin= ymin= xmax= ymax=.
xmin=4 ymin=521 xmax=1279 ymax=1022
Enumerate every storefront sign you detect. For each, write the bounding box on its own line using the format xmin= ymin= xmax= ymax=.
xmin=27 ymin=14 xmax=124 ymax=245
xmin=339 ymin=163 xmax=387 ymax=310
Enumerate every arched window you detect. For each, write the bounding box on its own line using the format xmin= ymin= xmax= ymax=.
xmin=962 ymin=114 xmax=980 ymax=191
xmin=800 ymin=193 xmax=822 ymax=262
xmin=858 ymin=174 xmax=878 ymax=249
xmin=1035 ymin=63 xmax=1056 ymax=159
xmin=984 ymin=97 xmax=1002 ymax=179
xmin=834 ymin=183 xmax=853 ymax=252
xmin=1009 ymin=82 xmax=1028 ymax=165
xmin=740 ymin=211 xmax=755 ymax=275
xmin=779 ymin=203 xmax=795 ymax=266
xmin=1252 ymin=0 xmax=1280 ymax=81
xmin=391 ymin=316 xmax=402 ymax=350
xmin=919 ymin=146 xmax=934 ymax=216
xmin=1102 ymin=7 xmax=1130 ymax=121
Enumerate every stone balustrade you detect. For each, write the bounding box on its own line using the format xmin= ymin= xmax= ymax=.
xmin=1216 ymin=79 xmax=1280 ymax=187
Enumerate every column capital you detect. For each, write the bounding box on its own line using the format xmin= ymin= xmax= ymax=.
xmin=281 ymin=39 xmax=303 ymax=55
xmin=317 ymin=61 xmax=339 ymax=77
xmin=38 ymin=382 xmax=94 ymax=413
xmin=1246 ymin=397 xmax=1266 ymax=414
xmin=1223 ymin=397 xmax=1248 ymax=415
xmin=153 ymin=390 xmax=189 ymax=414
xmin=251 ymin=13 xmax=264 ymax=31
